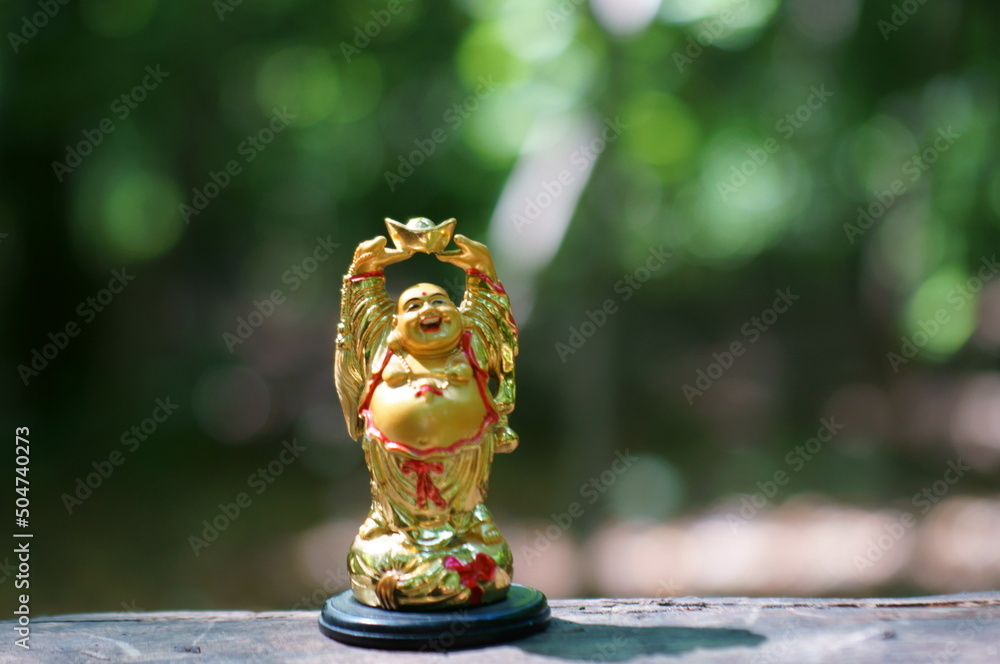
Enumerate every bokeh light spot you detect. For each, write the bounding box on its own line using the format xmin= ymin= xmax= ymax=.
xmin=104 ymin=172 xmax=184 ymax=260
xmin=465 ymin=84 xmax=570 ymax=163
xmin=457 ymin=21 xmax=530 ymax=87
xmin=74 ymin=166 xmax=184 ymax=263
xmin=256 ymin=47 xmax=340 ymax=127
xmin=495 ymin=0 xmax=576 ymax=62
xmin=684 ymin=131 xmax=806 ymax=261
xmin=591 ymin=0 xmax=663 ymax=37
xmin=662 ymin=0 xmax=781 ymax=48
xmin=334 ymin=58 xmax=382 ymax=123
xmin=904 ymin=265 xmax=978 ymax=357
xmin=623 ymin=91 xmax=700 ymax=167
xmin=609 ymin=455 xmax=685 ymax=521
xmin=848 ymin=115 xmax=919 ymax=196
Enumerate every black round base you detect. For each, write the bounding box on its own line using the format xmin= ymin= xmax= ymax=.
xmin=318 ymin=584 xmax=550 ymax=650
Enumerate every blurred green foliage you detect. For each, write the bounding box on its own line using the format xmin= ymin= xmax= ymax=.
xmin=1 ymin=0 xmax=999 ymax=611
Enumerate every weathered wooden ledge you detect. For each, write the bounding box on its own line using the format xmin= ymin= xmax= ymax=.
xmin=4 ymin=593 xmax=999 ymax=663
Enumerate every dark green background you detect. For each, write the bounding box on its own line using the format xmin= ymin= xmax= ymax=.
xmin=2 ymin=0 xmax=999 ymax=613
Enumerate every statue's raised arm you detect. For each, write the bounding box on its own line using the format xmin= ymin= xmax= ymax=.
xmin=335 ymin=235 xmax=412 ymax=440
xmin=437 ymin=234 xmax=520 ymax=452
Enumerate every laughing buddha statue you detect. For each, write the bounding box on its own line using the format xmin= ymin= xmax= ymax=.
xmin=334 ymin=218 xmax=519 ymax=610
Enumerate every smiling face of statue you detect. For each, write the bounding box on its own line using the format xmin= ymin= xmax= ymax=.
xmin=394 ymin=283 xmax=463 ymax=356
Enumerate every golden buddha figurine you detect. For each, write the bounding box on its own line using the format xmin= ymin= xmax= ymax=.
xmin=334 ymin=218 xmax=519 ymax=610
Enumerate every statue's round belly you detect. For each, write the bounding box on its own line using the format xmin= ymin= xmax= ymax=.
xmin=368 ymin=380 xmax=488 ymax=449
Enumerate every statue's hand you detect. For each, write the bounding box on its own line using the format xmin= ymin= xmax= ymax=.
xmin=350 ymin=236 xmax=412 ymax=275
xmin=436 ymin=234 xmax=496 ymax=280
